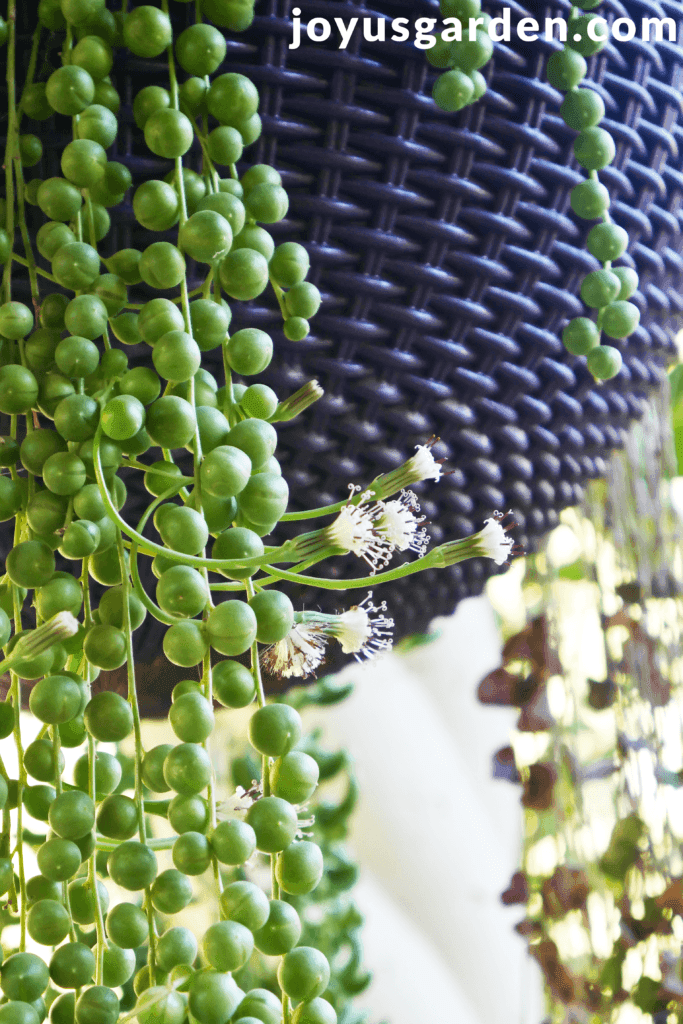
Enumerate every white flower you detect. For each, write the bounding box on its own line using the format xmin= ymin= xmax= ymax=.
xmin=406 ymin=442 xmax=443 ymax=483
xmin=325 ymin=496 xmax=394 ymax=573
xmin=431 ymin=510 xmax=522 ymax=569
xmin=216 ymin=783 xmax=261 ymax=821
xmin=365 ymin=436 xmax=446 ymax=500
xmin=337 ymin=593 xmax=394 ymax=661
xmin=374 ymin=490 xmax=429 ymax=556
xmin=477 ymin=512 xmax=516 ymax=565
xmin=265 ymin=594 xmax=395 ymax=677
xmin=261 ymin=623 xmax=328 ymax=679
xmin=299 ymin=593 xmax=394 ymax=661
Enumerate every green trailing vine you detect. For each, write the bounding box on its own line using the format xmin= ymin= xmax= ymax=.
xmin=0 ymin=3 xmax=520 ymax=1024
xmin=548 ymin=2 xmax=642 ymax=381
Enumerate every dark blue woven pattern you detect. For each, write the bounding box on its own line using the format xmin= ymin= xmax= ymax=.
xmin=5 ymin=0 xmax=683 ymax=655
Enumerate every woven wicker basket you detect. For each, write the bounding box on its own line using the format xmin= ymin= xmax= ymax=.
xmin=7 ymin=0 xmax=683 ymax=664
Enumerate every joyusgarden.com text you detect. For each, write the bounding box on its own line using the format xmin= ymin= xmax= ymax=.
xmin=289 ymin=6 xmax=679 ymax=48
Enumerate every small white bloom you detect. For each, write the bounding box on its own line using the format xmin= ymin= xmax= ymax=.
xmin=366 ymin=436 xmax=446 ymax=500
xmin=433 ymin=510 xmax=521 ymax=568
xmin=326 ymin=496 xmax=394 ymax=573
xmin=326 ymin=592 xmax=394 ymax=661
xmin=333 ymin=606 xmax=374 ymax=654
xmin=374 ymin=490 xmax=429 ymax=556
xmin=477 ymin=512 xmax=515 ymax=565
xmin=261 ymin=623 xmax=328 ymax=679
xmin=407 ymin=442 xmax=443 ymax=483
xmin=282 ymin=594 xmax=394 ymax=668
xmin=216 ymin=783 xmax=261 ymax=821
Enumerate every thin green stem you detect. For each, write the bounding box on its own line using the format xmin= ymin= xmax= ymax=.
xmin=116 ymin=527 xmax=157 ymax=972
xmin=261 ymin=554 xmax=436 ymax=590
xmin=10 ymin=673 xmax=26 ymax=949
xmin=280 ymin=499 xmax=349 ymax=522
xmin=10 ymin=253 xmax=58 ymax=283
xmin=83 ymin=190 xmax=98 ymax=250
xmin=6 ymin=506 xmax=28 ymax=943
xmin=0 ymin=747 xmax=16 ymax=912
xmin=12 ymin=160 xmax=40 ymax=313
xmin=10 ymin=588 xmax=26 ymax=949
xmin=209 ymin=580 xmax=254 ymax=591
xmin=2 ymin=0 xmax=17 ymax=304
xmin=246 ymin=578 xmax=267 ymax=715
xmin=162 ymin=26 xmax=223 ymax=908
xmin=16 ymin=24 xmax=41 ymax=133
xmin=87 ymin=717 xmax=106 ymax=982
xmin=269 ymin=276 xmax=289 ymax=320
xmin=93 ymin=424 xmax=285 ymax=572
xmin=123 ymin=283 xmax=205 ymax=310
xmin=201 ymin=646 xmax=223 ymax=897
xmin=123 ymin=457 xmax=194 ymax=485
xmin=95 ymin=836 xmax=177 ymax=852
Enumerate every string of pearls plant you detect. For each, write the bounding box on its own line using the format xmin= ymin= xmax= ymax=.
xmin=547 ymin=1 xmax=641 ymax=381
xmin=0 ymin=3 xmax=519 ymax=1024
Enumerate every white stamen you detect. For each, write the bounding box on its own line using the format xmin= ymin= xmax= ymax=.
xmin=374 ymin=490 xmax=429 ymax=556
xmin=326 ymin=495 xmax=394 ymax=573
xmin=327 ymin=593 xmax=394 ymax=661
xmin=295 ymin=813 xmax=316 ymax=840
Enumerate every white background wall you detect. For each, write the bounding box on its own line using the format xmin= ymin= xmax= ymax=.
xmin=306 ymin=595 xmax=545 ymax=1024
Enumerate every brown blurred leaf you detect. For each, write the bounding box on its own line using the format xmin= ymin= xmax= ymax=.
xmin=502 ymin=616 xmax=561 ymax=678
xmin=515 ymin=918 xmax=542 ymax=938
xmin=587 ymin=678 xmax=617 ymax=711
xmin=477 ymin=667 xmax=539 ymax=707
xmin=522 ymin=763 xmax=557 ymax=810
xmin=541 ymin=866 xmax=590 ymax=916
xmin=517 ymin=685 xmax=555 ymax=732
xmin=656 ymin=878 xmax=683 ymax=917
xmin=501 ymin=871 xmax=529 ymax=905
xmin=531 ymin=939 xmax=576 ymax=1004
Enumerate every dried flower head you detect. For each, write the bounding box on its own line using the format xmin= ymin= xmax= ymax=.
xmin=261 ymin=623 xmax=328 ymax=679
xmin=262 ymin=594 xmax=395 ymax=678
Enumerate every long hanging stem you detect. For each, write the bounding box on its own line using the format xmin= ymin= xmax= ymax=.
xmin=261 ymin=550 xmax=441 ymax=590
xmin=116 ymin=528 xmax=157 ymax=972
xmin=10 ymin=562 xmax=26 ymax=949
xmin=16 ymin=24 xmax=41 ymax=131
xmin=201 ymin=645 xmax=223 ymax=900
xmin=2 ymin=0 xmax=17 ymax=304
xmin=12 ymin=160 xmax=40 ymax=316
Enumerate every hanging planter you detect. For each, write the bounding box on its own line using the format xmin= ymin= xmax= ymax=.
xmin=6 ymin=0 xmax=683 ymax=647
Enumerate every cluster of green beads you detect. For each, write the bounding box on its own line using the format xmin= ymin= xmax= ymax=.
xmin=427 ymin=0 xmax=493 ymax=111
xmin=0 ymin=0 xmax=340 ymax=1022
xmin=547 ymin=3 xmax=641 ymax=381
